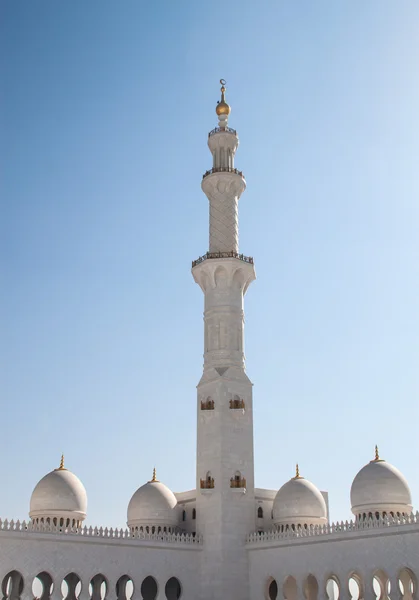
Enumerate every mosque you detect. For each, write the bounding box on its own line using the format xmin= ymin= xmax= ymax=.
xmin=1 ymin=82 xmax=418 ymax=600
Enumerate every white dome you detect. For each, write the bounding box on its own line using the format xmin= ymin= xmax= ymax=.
xmin=30 ymin=463 xmax=87 ymax=523
xmin=127 ymin=476 xmax=178 ymax=529
xmin=273 ymin=474 xmax=327 ymax=527
xmin=351 ymin=457 xmax=412 ymax=517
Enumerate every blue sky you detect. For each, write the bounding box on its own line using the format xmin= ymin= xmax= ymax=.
xmin=1 ymin=1 xmax=418 ymax=527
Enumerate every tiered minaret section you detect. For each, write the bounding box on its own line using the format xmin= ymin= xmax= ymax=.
xmin=192 ymin=81 xmax=256 ymax=600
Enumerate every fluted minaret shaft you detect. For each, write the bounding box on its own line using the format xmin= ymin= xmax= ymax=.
xmin=202 ymin=130 xmax=245 ymax=253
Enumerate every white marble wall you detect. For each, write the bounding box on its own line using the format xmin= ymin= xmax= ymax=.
xmin=0 ymin=530 xmax=201 ymax=600
xmin=247 ymin=524 xmax=419 ymax=600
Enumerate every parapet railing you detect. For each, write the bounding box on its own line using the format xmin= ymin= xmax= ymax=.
xmin=208 ymin=126 xmax=237 ymax=137
xmin=230 ymin=477 xmax=246 ymax=489
xmin=246 ymin=512 xmax=419 ymax=545
xmin=202 ymin=167 xmax=244 ymax=179
xmin=201 ymin=399 xmax=215 ymax=410
xmin=200 ymin=478 xmax=215 ymax=490
xmin=0 ymin=519 xmax=203 ymax=545
xmin=230 ymin=399 xmax=245 ymax=410
xmin=192 ymin=251 xmax=254 ymax=268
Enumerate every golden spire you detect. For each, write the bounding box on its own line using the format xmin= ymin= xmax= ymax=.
xmin=59 ymin=454 xmax=65 ymax=470
xmin=150 ymin=467 xmax=158 ymax=482
xmin=216 ymin=79 xmax=231 ymax=117
xmin=372 ymin=445 xmax=384 ymax=462
xmin=293 ymin=463 xmax=302 ymax=479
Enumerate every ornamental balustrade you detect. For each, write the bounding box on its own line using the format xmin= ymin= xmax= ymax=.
xmin=202 ymin=167 xmax=244 ymax=179
xmin=0 ymin=519 xmax=202 ymax=545
xmin=192 ymin=251 xmax=254 ymax=268
xmin=246 ymin=511 xmax=419 ymax=545
xmin=200 ymin=477 xmax=215 ymax=489
xmin=230 ymin=476 xmax=246 ymax=489
xmin=208 ymin=126 xmax=237 ymax=137
xmin=229 ymin=398 xmax=245 ymax=410
xmin=201 ymin=399 xmax=215 ymax=410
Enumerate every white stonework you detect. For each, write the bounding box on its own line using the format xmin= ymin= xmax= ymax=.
xmin=1 ymin=83 xmax=418 ymax=600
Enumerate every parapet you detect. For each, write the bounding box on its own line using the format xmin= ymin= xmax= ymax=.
xmin=247 ymin=511 xmax=419 ymax=546
xmin=0 ymin=518 xmax=203 ymax=546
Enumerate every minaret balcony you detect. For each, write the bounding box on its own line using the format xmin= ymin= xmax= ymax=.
xmin=201 ymin=399 xmax=215 ymax=411
xmin=229 ymin=398 xmax=245 ymax=410
xmin=192 ymin=251 xmax=253 ymax=269
xmin=200 ymin=477 xmax=215 ymax=490
xmin=230 ymin=476 xmax=246 ymax=489
xmin=208 ymin=126 xmax=237 ymax=138
xmin=202 ymin=166 xmax=244 ymax=180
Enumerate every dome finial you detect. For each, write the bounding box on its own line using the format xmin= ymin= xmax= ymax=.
xmin=150 ymin=467 xmax=158 ymax=482
xmin=293 ymin=463 xmax=302 ymax=479
xmin=59 ymin=453 xmax=65 ymax=470
xmin=216 ymin=79 xmax=231 ymax=119
xmin=374 ymin=445 xmax=380 ymax=461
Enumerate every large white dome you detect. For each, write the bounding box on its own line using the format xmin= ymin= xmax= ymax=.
xmin=127 ymin=472 xmax=178 ymax=529
xmin=30 ymin=458 xmax=87 ymax=525
xmin=273 ymin=470 xmax=327 ymax=527
xmin=351 ymin=453 xmax=412 ymax=517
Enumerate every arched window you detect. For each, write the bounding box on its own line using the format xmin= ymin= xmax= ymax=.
xmin=257 ymin=507 xmax=263 ymax=519
xmin=192 ymin=508 xmax=196 ymax=520
xmin=182 ymin=510 xmax=186 ymax=521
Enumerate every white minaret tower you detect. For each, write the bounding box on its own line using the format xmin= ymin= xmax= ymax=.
xmin=192 ymin=80 xmax=256 ymax=600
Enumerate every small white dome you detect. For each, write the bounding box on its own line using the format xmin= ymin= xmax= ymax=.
xmin=127 ymin=473 xmax=178 ymax=529
xmin=351 ymin=454 xmax=412 ymax=517
xmin=273 ymin=471 xmax=327 ymax=527
xmin=30 ymin=460 xmax=87 ymax=523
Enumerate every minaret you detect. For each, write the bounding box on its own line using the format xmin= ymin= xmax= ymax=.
xmin=192 ymin=80 xmax=256 ymax=600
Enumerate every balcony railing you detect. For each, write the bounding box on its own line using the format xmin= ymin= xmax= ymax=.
xmin=229 ymin=399 xmax=245 ymax=410
xmin=200 ymin=478 xmax=215 ymax=489
xmin=208 ymin=126 xmax=237 ymax=138
xmin=192 ymin=251 xmax=254 ymax=268
xmin=201 ymin=399 xmax=215 ymax=411
xmin=202 ymin=167 xmax=244 ymax=180
xmin=230 ymin=477 xmax=246 ymax=489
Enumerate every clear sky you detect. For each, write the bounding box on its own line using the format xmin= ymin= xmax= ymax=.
xmin=1 ymin=1 xmax=418 ymax=528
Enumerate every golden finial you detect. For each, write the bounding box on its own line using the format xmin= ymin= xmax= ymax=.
xmin=216 ymin=78 xmax=231 ymax=117
xmin=150 ymin=467 xmax=158 ymax=482
xmin=293 ymin=463 xmax=302 ymax=479
xmin=374 ymin=445 xmax=380 ymax=461
xmin=59 ymin=454 xmax=65 ymax=470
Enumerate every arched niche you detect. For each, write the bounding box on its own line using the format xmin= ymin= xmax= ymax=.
xmin=304 ymin=575 xmax=319 ymax=600
xmin=61 ymin=574 xmax=81 ymax=600
xmin=213 ymin=265 xmax=228 ymax=288
xmin=348 ymin=574 xmax=364 ymax=600
xmin=283 ymin=576 xmax=297 ymax=600
xmin=399 ymin=569 xmax=417 ymax=600
xmin=89 ymin=575 xmax=107 ymax=600
xmin=116 ymin=576 xmax=133 ymax=600
xmin=232 ymin=267 xmax=245 ymax=290
xmin=325 ymin=577 xmax=340 ymax=600
xmin=140 ymin=577 xmax=157 ymax=600
xmin=32 ymin=572 xmax=53 ymax=600
xmin=2 ymin=571 xmax=24 ymax=600
xmin=165 ymin=578 xmax=181 ymax=600
xmin=373 ymin=570 xmax=390 ymax=600
xmin=266 ymin=578 xmax=278 ymax=600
